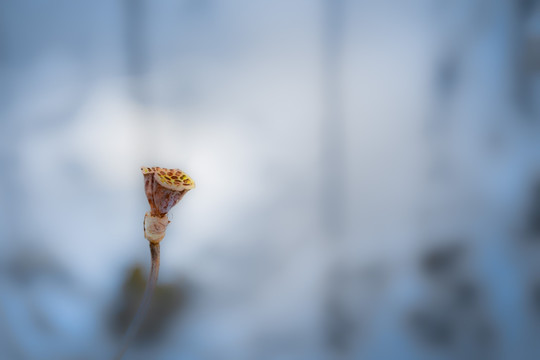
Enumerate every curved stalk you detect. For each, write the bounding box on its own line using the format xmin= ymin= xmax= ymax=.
xmin=113 ymin=243 xmax=160 ymax=360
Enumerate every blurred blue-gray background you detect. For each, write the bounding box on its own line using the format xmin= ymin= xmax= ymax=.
xmin=1 ymin=0 xmax=540 ymax=359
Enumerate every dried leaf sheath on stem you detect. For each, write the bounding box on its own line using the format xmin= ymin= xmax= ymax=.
xmin=113 ymin=167 xmax=195 ymax=360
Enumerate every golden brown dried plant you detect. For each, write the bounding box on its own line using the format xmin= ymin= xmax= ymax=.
xmin=113 ymin=167 xmax=195 ymax=360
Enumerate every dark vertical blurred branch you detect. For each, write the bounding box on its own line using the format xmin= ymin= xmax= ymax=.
xmin=320 ymin=0 xmax=351 ymax=358
xmin=123 ymin=0 xmax=157 ymax=160
xmin=415 ymin=1 xmax=499 ymax=359
xmin=321 ymin=0 xmax=346 ymax=236
xmin=429 ymin=0 xmax=489 ymax=130
xmin=124 ymin=0 xmax=148 ymax=104
xmin=514 ymin=3 xmax=540 ymax=356
xmin=512 ymin=0 xmax=540 ymax=116
xmin=425 ymin=0 xmax=489 ymax=194
xmin=0 ymin=6 xmax=26 ymax=348
xmin=0 ymin=2 xmax=25 ymax=245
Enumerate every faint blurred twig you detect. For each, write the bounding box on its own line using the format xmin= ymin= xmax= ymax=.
xmin=113 ymin=243 xmax=160 ymax=360
xmin=113 ymin=167 xmax=194 ymax=359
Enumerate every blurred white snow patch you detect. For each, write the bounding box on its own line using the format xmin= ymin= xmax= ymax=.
xmin=64 ymin=80 xmax=145 ymax=190
xmin=157 ymin=115 xmax=268 ymax=259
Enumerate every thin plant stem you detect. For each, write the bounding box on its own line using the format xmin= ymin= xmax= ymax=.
xmin=113 ymin=242 xmax=160 ymax=360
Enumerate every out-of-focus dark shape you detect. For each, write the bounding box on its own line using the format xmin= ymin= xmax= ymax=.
xmin=409 ymin=307 xmax=456 ymax=347
xmin=421 ymin=242 xmax=465 ymax=278
xmin=3 ymin=247 xmax=68 ymax=286
xmin=109 ymin=264 xmax=188 ymax=344
xmin=524 ymin=179 xmax=540 ymax=239
xmin=528 ymin=279 xmax=540 ymax=319
xmin=409 ymin=242 xmax=495 ymax=359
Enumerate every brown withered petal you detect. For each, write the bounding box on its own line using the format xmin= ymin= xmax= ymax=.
xmin=141 ymin=166 xmax=195 ymax=217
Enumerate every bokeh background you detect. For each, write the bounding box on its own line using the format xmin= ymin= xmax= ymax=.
xmin=1 ymin=0 xmax=540 ymax=359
